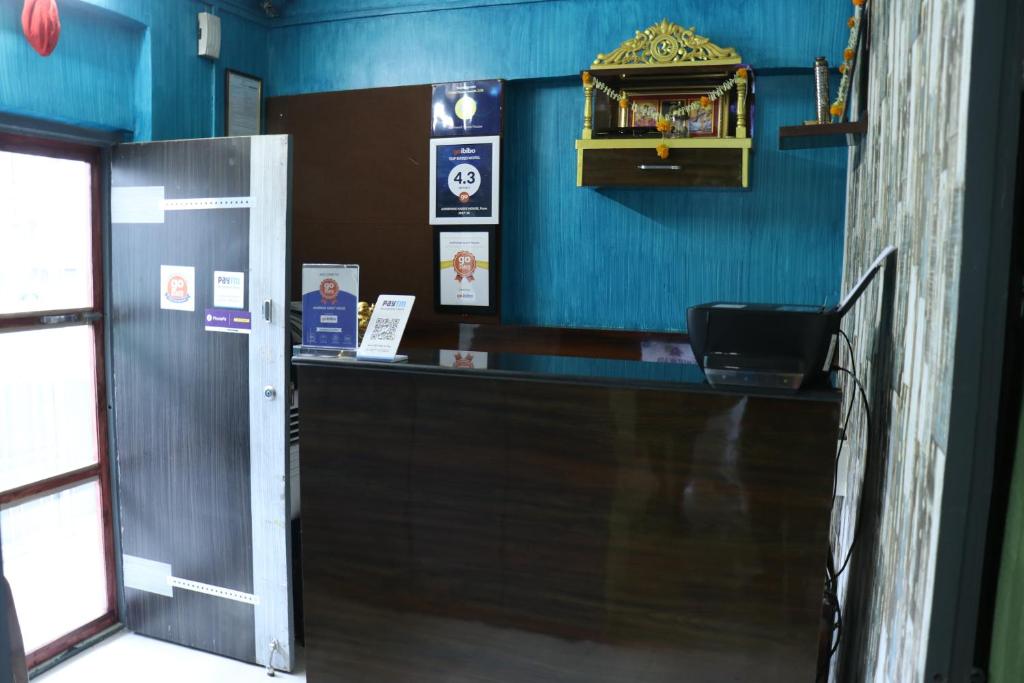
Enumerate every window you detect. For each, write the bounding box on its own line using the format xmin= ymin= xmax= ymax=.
xmin=0 ymin=134 xmax=116 ymax=669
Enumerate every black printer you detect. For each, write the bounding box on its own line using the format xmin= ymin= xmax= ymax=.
xmin=687 ymin=246 xmax=896 ymax=391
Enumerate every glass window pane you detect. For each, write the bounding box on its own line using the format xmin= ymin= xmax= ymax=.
xmin=0 ymin=326 xmax=99 ymax=492
xmin=0 ymin=150 xmax=94 ymax=314
xmin=1 ymin=479 xmax=109 ymax=653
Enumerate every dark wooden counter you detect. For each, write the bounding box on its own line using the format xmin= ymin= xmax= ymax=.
xmin=296 ymin=350 xmax=840 ymax=682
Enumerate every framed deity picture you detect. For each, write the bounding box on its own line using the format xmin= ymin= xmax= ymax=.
xmin=660 ymin=96 xmax=720 ymax=137
xmin=629 ymin=98 xmax=662 ymax=128
xmin=624 ymin=87 xmax=728 ymax=138
xmin=434 ymin=226 xmax=497 ymax=314
xmin=429 ymin=136 xmax=500 ymax=225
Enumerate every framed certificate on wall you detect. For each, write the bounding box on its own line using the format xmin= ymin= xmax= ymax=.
xmin=429 ymin=136 xmax=500 ymax=225
xmin=434 ymin=226 xmax=497 ymax=313
xmin=225 ymin=69 xmax=263 ymax=136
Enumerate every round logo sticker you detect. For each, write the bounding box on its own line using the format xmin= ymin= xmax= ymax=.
xmin=447 ymin=163 xmax=481 ymax=201
xmin=452 ymin=250 xmax=477 ymax=282
xmin=165 ymin=275 xmax=190 ymax=304
xmin=454 ymin=95 xmax=478 ymax=122
xmin=319 ymin=278 xmax=339 ymax=304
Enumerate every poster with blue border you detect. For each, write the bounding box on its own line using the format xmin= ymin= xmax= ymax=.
xmin=431 ymin=80 xmax=503 ymax=137
xmin=301 ymin=264 xmax=359 ymax=349
xmin=428 ymin=136 xmax=500 ymax=225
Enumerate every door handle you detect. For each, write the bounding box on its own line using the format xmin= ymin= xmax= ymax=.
xmin=636 ymin=163 xmax=681 ymax=171
xmin=263 ymin=299 xmax=272 ymax=322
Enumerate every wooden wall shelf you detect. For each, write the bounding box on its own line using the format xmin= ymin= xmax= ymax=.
xmin=575 ymin=138 xmax=751 ymax=188
xmin=778 ymin=119 xmax=867 ymax=150
xmin=575 ymin=21 xmax=753 ymax=189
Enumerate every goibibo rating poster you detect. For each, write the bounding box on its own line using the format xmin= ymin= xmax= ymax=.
xmin=429 ymin=136 xmax=500 ymax=225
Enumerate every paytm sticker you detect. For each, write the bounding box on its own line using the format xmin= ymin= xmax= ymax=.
xmin=213 ymin=270 xmax=245 ymax=309
xmin=160 ymin=265 xmax=195 ymax=312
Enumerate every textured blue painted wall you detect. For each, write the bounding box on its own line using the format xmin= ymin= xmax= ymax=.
xmin=267 ymin=0 xmax=849 ymax=94
xmin=502 ymin=76 xmax=846 ymax=331
xmin=267 ymin=0 xmax=850 ymax=331
xmin=0 ymin=1 xmax=141 ymax=132
xmin=0 ymin=0 xmax=268 ymax=141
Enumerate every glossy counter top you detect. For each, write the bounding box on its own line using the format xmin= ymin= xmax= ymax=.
xmin=292 ymin=346 xmax=841 ymax=401
xmin=297 ymin=350 xmax=843 ymax=683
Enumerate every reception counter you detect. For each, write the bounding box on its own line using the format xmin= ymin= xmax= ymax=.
xmin=295 ymin=348 xmax=841 ymax=683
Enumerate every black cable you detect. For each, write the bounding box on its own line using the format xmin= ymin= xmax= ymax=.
xmin=832 ymin=366 xmax=871 ymax=579
xmin=838 ymin=329 xmax=857 ymax=381
xmin=822 ymin=334 xmax=870 ymax=662
xmin=830 ymin=598 xmax=843 ymax=656
xmin=831 ymin=330 xmax=859 ymax=502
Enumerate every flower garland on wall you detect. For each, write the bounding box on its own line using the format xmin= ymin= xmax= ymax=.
xmin=830 ymin=0 xmax=865 ymax=120
xmin=583 ymin=69 xmax=747 ymax=158
xmin=584 ymin=70 xmax=745 ymax=122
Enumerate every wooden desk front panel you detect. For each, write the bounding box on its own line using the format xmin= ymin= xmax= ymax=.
xmin=299 ymin=366 xmax=838 ymax=682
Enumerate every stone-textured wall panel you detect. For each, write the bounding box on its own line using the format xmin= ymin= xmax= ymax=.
xmin=833 ymin=1 xmax=972 ymax=681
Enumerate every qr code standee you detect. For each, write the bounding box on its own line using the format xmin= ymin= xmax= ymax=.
xmin=371 ymin=317 xmax=400 ymax=341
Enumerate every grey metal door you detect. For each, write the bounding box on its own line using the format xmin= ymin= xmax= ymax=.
xmin=109 ymin=136 xmax=292 ymax=670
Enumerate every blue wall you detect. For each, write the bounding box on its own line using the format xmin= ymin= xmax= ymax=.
xmin=0 ymin=0 xmax=268 ymax=140
xmin=268 ymin=0 xmax=851 ymax=91
xmin=502 ymin=77 xmax=846 ymax=330
xmin=0 ymin=1 xmax=141 ymax=133
xmin=268 ymin=0 xmax=850 ymax=331
xmin=0 ymin=0 xmax=851 ymax=332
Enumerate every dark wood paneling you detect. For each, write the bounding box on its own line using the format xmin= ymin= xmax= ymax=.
xmin=581 ymin=147 xmax=744 ymax=187
xmin=299 ymin=363 xmax=839 ymax=682
xmin=267 ymin=87 xmax=497 ymax=326
xmin=402 ymin=322 xmax=689 ymax=360
xmin=111 ymin=138 xmax=255 ymax=662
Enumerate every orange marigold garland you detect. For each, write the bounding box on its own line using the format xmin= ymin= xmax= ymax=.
xmin=585 ymin=69 xmax=748 ymax=158
xmin=831 ymin=1 xmax=864 ymax=121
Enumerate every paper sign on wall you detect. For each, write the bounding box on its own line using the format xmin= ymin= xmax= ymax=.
xmin=438 ymin=230 xmax=490 ymax=307
xmin=213 ymin=271 xmax=245 ymax=309
xmin=429 ymin=136 xmax=500 ymax=225
xmin=431 ymin=80 xmax=503 ymax=137
xmin=160 ymin=265 xmax=195 ymax=312
xmin=357 ymin=294 xmax=415 ymax=362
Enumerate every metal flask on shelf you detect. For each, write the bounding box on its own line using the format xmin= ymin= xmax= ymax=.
xmin=814 ymin=57 xmax=830 ymax=124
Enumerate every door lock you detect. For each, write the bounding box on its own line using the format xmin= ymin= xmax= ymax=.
xmin=263 ymin=385 xmax=276 ymax=400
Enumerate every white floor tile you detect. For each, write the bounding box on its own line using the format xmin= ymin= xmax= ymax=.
xmin=34 ymin=631 xmax=306 ymax=683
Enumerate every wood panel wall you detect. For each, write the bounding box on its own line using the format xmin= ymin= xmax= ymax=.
xmin=267 ymin=87 xmax=497 ymax=327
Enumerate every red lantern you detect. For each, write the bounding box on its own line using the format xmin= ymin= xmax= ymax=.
xmin=21 ymin=0 xmax=61 ymax=57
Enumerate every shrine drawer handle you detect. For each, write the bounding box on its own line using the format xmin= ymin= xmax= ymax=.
xmin=636 ymin=164 xmax=681 ymax=171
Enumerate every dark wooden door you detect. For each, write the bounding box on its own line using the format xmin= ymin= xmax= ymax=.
xmin=109 ymin=136 xmax=293 ymax=670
